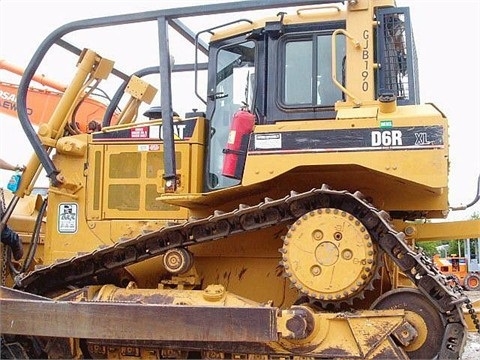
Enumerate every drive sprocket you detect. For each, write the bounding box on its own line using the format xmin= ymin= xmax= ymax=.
xmin=280 ymin=208 xmax=381 ymax=306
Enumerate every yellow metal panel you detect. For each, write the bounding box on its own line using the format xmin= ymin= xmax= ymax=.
xmin=394 ymin=219 xmax=480 ymax=243
xmin=185 ymin=116 xmax=206 ymax=193
xmin=101 ymin=143 xmax=189 ymax=219
xmin=344 ymin=0 xmax=376 ymax=103
xmin=92 ymin=57 xmax=114 ymax=80
xmin=336 ymin=106 xmax=378 ymax=119
xmin=242 ymin=104 xmax=449 ymax=214
xmin=125 ymin=75 xmax=157 ymax=103
xmin=243 ymin=150 xmax=448 ymax=189
xmin=44 ymin=152 xmax=105 ymax=264
xmin=210 ymin=8 xmax=346 ymax=42
xmin=188 ymin=143 xmax=205 ymax=193
xmin=86 ymin=145 xmax=104 ymax=220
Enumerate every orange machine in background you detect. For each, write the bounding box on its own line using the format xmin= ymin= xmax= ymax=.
xmin=433 ymin=238 xmax=480 ymax=291
xmin=0 ymin=59 xmax=117 ymax=132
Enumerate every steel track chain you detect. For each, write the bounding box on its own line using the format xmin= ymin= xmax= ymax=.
xmin=1 ymin=188 xmax=8 ymax=287
xmin=1 ymin=188 xmax=9 ymax=353
xmin=447 ymin=275 xmax=480 ymax=333
xmin=13 ymin=185 xmax=472 ymax=358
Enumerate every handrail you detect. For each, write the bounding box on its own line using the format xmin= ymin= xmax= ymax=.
xmin=331 ymin=28 xmax=361 ymax=106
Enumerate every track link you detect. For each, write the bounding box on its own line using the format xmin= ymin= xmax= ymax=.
xmin=14 ymin=185 xmax=470 ymax=358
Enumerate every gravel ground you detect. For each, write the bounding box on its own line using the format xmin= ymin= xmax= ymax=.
xmin=463 ymin=332 xmax=480 ymax=360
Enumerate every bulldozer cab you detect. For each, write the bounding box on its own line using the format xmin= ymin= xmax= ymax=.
xmin=204 ymin=5 xmax=416 ymax=192
xmin=204 ymin=24 xmax=346 ymax=190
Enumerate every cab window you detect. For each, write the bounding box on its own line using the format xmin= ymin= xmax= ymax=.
xmin=281 ymin=33 xmax=345 ymax=108
xmin=206 ymin=40 xmax=256 ymax=190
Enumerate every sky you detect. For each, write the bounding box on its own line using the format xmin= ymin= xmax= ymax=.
xmin=0 ymin=0 xmax=479 ymax=221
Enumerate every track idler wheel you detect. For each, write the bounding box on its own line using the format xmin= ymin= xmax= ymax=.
xmin=370 ymin=288 xmax=444 ymax=359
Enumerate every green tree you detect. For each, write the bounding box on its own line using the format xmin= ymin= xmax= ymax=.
xmin=416 ymin=212 xmax=479 ymax=258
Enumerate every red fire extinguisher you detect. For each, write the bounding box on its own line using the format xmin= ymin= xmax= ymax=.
xmin=222 ymin=109 xmax=255 ymax=179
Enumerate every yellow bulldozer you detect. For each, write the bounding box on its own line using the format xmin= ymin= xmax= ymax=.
xmin=1 ymin=0 xmax=479 ymax=359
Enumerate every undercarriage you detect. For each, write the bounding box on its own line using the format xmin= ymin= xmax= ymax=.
xmin=2 ymin=186 xmax=477 ymax=359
